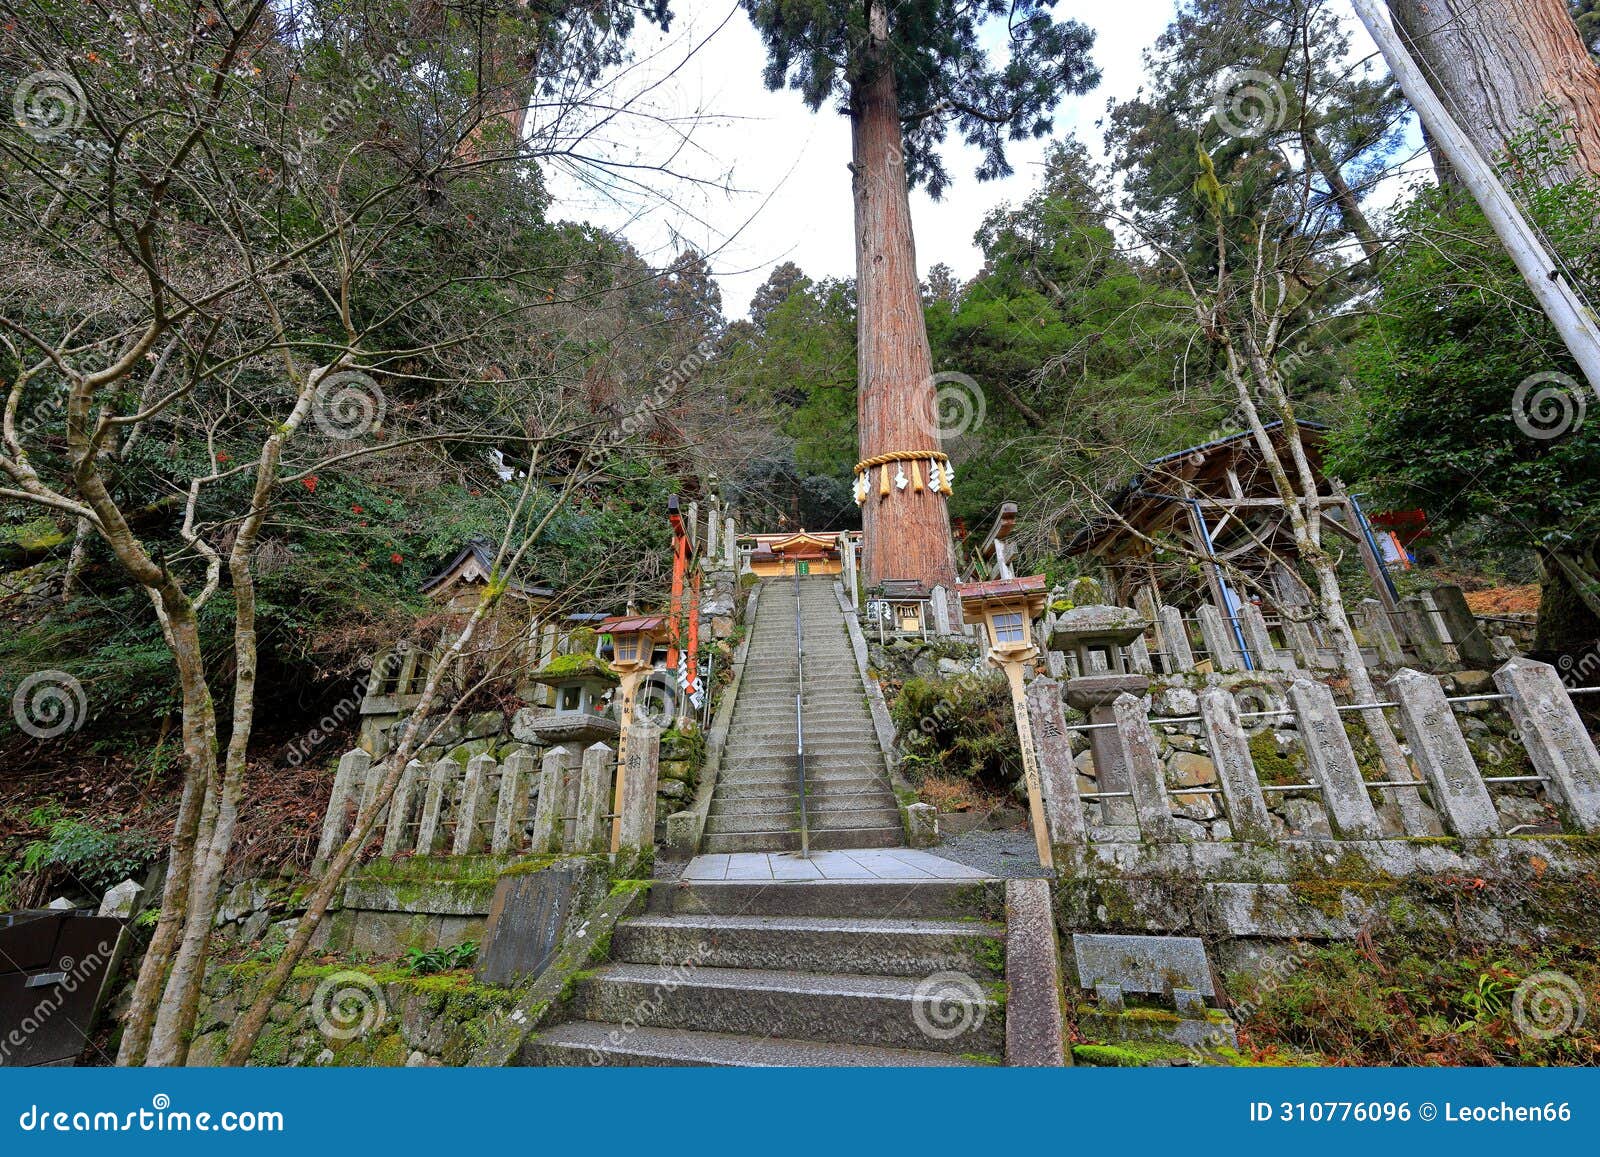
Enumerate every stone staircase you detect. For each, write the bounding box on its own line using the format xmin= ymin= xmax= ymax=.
xmin=526 ymin=879 xmax=1006 ymax=1065
xmin=701 ymin=576 xmax=902 ymax=854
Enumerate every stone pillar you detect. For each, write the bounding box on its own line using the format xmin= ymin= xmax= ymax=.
xmin=1431 ymin=584 xmax=1496 ymax=669
xmin=1024 ymin=678 xmax=1087 ymax=846
xmin=381 ymin=759 xmax=425 ymax=856
xmin=686 ymin=500 xmax=699 ymax=554
xmin=315 ymin=748 xmax=371 ymax=868
xmin=1196 ymin=605 xmax=1244 ymax=672
xmin=452 ymin=753 xmax=496 ymax=855
xmin=576 ymin=742 xmax=615 ymax=852
xmin=1238 ymin=603 xmax=1289 ymax=672
xmin=1388 ymin=668 xmax=1499 ymax=838
xmin=1128 ymin=634 xmax=1154 ymax=675
xmin=492 ymin=747 xmax=537 ymax=853
xmin=1157 ymin=605 xmax=1194 ymax=673
xmin=724 ymin=516 xmax=739 ymax=570
xmin=706 ymin=502 xmax=720 ymax=561
xmin=1494 ymin=658 xmax=1600 ymax=832
xmin=1287 ymin=680 xmax=1383 ymax=840
xmin=842 ymin=535 xmax=859 ymax=608
xmin=616 ymin=722 xmax=661 ymax=852
xmin=1198 ymin=687 xmax=1273 ymax=840
xmin=1003 ymin=879 xmax=1066 ymax=1066
xmin=1111 ymin=692 xmax=1175 ymax=842
xmin=415 ymin=757 xmax=456 ymax=855
xmin=1399 ymin=595 xmax=1449 ymax=669
xmin=929 ymin=584 xmax=953 ymax=636
xmin=1357 ymin=598 xmax=1405 ymax=667
xmin=530 ymin=745 xmax=575 ymax=854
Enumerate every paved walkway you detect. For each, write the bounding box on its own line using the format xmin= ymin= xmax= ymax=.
xmin=682 ymin=847 xmax=992 ymax=881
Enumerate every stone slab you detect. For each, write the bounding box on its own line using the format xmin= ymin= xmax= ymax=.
xmin=1071 ymin=933 xmax=1215 ymax=999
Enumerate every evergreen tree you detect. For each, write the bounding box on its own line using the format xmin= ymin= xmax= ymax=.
xmin=739 ymin=0 xmax=1098 ymax=584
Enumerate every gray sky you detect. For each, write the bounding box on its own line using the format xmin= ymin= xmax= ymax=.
xmin=542 ymin=1 xmax=1179 ymax=317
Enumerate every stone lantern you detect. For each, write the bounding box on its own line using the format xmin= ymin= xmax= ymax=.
xmin=958 ymin=575 xmax=1054 ymax=868
xmin=598 ymin=612 xmax=667 ymax=853
xmin=510 ymin=628 xmax=620 ymax=748
xmin=1049 ymin=605 xmax=1151 ymax=826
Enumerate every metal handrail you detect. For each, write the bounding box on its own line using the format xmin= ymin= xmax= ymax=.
xmin=793 ymin=567 xmax=810 ymax=857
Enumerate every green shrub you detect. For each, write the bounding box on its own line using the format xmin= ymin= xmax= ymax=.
xmin=21 ymin=807 xmax=162 ymax=896
xmin=889 ymin=674 xmax=1020 ymax=788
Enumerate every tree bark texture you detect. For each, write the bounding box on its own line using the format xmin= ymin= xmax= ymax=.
xmin=851 ymin=3 xmax=957 ymax=588
xmin=1388 ymin=0 xmax=1600 ymax=182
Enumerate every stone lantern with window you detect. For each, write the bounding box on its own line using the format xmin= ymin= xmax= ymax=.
xmin=510 ymin=628 xmax=621 ymax=748
xmin=958 ymin=575 xmax=1054 ymax=867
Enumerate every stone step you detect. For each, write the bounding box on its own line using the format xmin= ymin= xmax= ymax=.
xmin=723 ymin=755 xmax=889 ymax=774
xmin=736 ymin=705 xmax=873 ymax=724
xmin=567 ymin=963 xmax=1002 ymax=1056
xmin=703 ymin=806 xmax=901 ymax=836
xmin=651 ymin=879 xmax=1004 ymax=919
xmin=611 ymin=914 xmax=1006 ymax=977
xmin=698 ymin=826 xmax=903 ymax=854
xmin=724 ymin=738 xmax=882 ymax=759
xmin=710 ymin=775 xmax=890 ymax=800
xmin=524 ymin=1022 xmax=979 ymax=1067
xmin=709 ymin=790 xmax=898 ymax=817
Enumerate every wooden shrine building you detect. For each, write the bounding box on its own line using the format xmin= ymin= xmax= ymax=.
xmin=1064 ymin=423 xmax=1401 ymax=649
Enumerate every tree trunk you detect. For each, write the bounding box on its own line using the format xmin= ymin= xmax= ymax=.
xmin=1388 ymin=0 xmax=1600 ymax=182
xmin=1533 ymin=550 xmax=1600 ymax=668
xmin=851 ymin=2 xmax=957 ymax=588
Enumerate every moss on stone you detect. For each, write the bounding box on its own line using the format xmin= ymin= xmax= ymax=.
xmin=1072 ymin=1041 xmax=1195 ymax=1067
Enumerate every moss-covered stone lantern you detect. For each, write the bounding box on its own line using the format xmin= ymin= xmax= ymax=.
xmin=510 ymin=628 xmax=621 ymax=747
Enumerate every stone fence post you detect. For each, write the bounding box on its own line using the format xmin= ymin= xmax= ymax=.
xmin=1156 ymin=605 xmax=1194 ymax=673
xmin=1111 ymin=693 xmax=1175 ymax=843
xmin=1388 ymin=668 xmax=1499 ymax=837
xmin=451 ymin=753 xmax=496 ymax=855
xmin=1432 ymin=584 xmax=1496 ymax=669
xmin=381 ymin=759 xmax=425 ymax=856
xmin=1356 ymin=599 xmax=1405 ymax=667
xmin=1287 ymin=680 xmax=1383 ymax=840
xmin=1024 ymin=678 xmax=1087 ymax=846
xmin=576 ymin=742 xmax=616 ymax=852
xmin=1196 ymin=605 xmax=1244 ymax=672
xmin=530 ymin=745 xmax=576 ymax=853
xmin=415 ymin=756 xmax=457 ymax=855
xmin=1494 ymin=658 xmax=1600 ymax=833
xmin=492 ymin=747 xmax=537 ymax=854
xmin=314 ymin=748 xmax=370 ymax=870
xmin=616 ymin=721 xmax=661 ymax=852
xmin=1197 ymin=686 xmax=1273 ymax=840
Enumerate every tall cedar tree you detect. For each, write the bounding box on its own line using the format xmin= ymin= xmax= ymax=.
xmin=739 ymin=0 xmax=1098 ymax=585
xmin=1390 ymin=0 xmax=1600 ymax=184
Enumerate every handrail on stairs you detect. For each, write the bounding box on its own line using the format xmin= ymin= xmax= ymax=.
xmin=793 ymin=565 xmax=810 ymax=858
